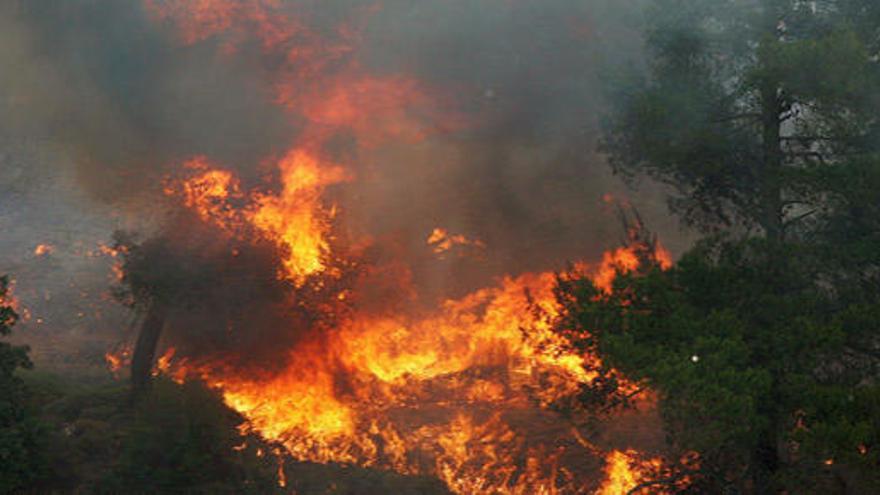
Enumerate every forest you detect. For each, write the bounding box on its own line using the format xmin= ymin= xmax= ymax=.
xmin=1 ymin=0 xmax=879 ymax=494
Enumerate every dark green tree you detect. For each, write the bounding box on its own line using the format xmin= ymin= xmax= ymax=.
xmin=553 ymin=0 xmax=880 ymax=492
xmin=555 ymin=238 xmax=880 ymax=492
xmin=603 ymin=0 xmax=880 ymax=240
xmin=100 ymin=379 xmax=281 ymax=494
xmin=0 ymin=276 xmax=47 ymax=492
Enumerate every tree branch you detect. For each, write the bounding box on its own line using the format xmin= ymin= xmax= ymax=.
xmin=712 ymin=113 xmax=762 ymax=123
xmin=626 ymin=470 xmax=694 ymax=495
xmin=783 ymin=209 xmax=818 ymax=230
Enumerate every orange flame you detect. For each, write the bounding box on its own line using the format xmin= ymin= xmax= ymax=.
xmin=248 ymin=149 xmax=347 ymax=283
xmin=593 ymin=244 xmax=672 ymax=294
xmin=597 ymin=450 xmax=661 ymax=495
xmin=104 ymin=345 xmax=132 ymax=377
xmin=427 ymin=228 xmax=486 ymax=258
xmin=165 ymin=149 xmax=346 ymax=285
xmin=33 ymin=244 xmax=55 ymax=257
xmin=152 ymin=242 xmax=669 ymax=493
xmin=137 ymin=2 xmax=680 ymax=492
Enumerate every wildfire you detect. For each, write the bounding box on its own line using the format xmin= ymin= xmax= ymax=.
xmin=104 ymin=345 xmax=132 ymax=377
xmin=597 ymin=450 xmax=661 ymax=495
xmin=248 ymin=149 xmax=347 ymax=284
xmin=165 ymin=149 xmax=346 ymax=285
xmin=169 ymin=156 xmax=242 ymax=228
xmin=593 ymin=244 xmax=672 ymax=294
xmin=138 ymin=228 xmax=670 ymax=493
xmin=33 ymin=244 xmax=55 ymax=257
xmin=427 ymin=228 xmax=487 ymax=258
xmin=121 ymin=2 xmax=682 ymax=493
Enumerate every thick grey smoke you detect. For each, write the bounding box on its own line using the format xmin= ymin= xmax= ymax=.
xmin=0 ymin=0 xmax=689 ymax=363
xmin=0 ymin=1 xmax=295 ymax=203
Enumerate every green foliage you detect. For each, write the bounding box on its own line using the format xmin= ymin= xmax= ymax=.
xmin=602 ymin=0 xmax=880 ymax=235
xmin=22 ymin=373 xmax=451 ymax=494
xmin=555 ymin=239 xmax=880 ymax=491
xmin=98 ymin=378 xmax=280 ymax=494
xmin=580 ymin=1 xmax=880 ymax=490
xmin=0 ymin=276 xmax=48 ymax=493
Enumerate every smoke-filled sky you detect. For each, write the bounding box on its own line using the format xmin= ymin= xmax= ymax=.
xmin=0 ymin=0 xmax=690 ymax=354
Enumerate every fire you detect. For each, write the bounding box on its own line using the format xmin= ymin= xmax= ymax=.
xmin=33 ymin=244 xmax=55 ymax=257
xmin=104 ymin=345 xmax=132 ymax=377
xmin=142 ymin=233 xmax=668 ymax=492
xmin=155 ymin=347 xmax=177 ymax=376
xmin=128 ymin=2 xmax=681 ymax=492
xmin=165 ymin=149 xmax=346 ymax=285
xmin=597 ymin=450 xmax=661 ymax=495
xmin=0 ymin=279 xmax=27 ymax=322
xmin=427 ymin=228 xmax=486 ymax=258
xmin=593 ymin=244 xmax=672 ymax=294
xmin=248 ymin=149 xmax=347 ymax=284
xmin=104 ymin=352 xmax=124 ymax=374
xmin=142 ymin=147 xmax=671 ymax=492
xmin=89 ymin=242 xmax=127 ymax=282
xmin=168 ymin=156 xmax=242 ymax=228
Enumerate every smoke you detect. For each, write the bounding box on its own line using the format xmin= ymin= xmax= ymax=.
xmin=0 ymin=0 xmax=691 ymax=363
xmin=0 ymin=0 xmax=294 ymax=203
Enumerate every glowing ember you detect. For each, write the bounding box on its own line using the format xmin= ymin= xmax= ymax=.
xmin=104 ymin=345 xmax=132 ymax=377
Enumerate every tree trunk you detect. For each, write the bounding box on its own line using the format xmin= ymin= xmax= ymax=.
xmin=130 ymin=302 xmax=167 ymax=393
xmin=759 ymin=1 xmax=785 ymax=242
xmin=760 ymin=81 xmax=784 ymax=242
xmin=750 ymin=430 xmax=781 ymax=494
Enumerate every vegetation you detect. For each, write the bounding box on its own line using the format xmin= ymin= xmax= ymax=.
xmin=0 ymin=276 xmax=47 ymax=493
xmin=17 ymin=371 xmax=450 ymax=494
xmin=555 ymin=0 xmax=880 ymax=492
xmin=5 ymin=1 xmax=880 ymax=493
xmin=1 ymin=273 xmax=448 ymax=494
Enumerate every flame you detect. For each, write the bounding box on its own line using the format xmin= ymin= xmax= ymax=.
xmin=104 ymin=345 xmax=132 ymax=377
xmin=136 ymin=3 xmax=680 ymax=492
xmin=593 ymin=244 xmax=672 ymax=294
xmin=248 ymin=149 xmax=347 ymax=284
xmin=165 ymin=149 xmax=346 ymax=285
xmin=427 ymin=228 xmax=486 ymax=258
xmin=168 ymin=156 xmax=242 ymax=228
xmin=275 ymin=449 xmax=287 ymax=488
xmin=597 ymin=450 xmax=661 ymax=495
xmin=155 ymin=347 xmax=177 ymax=376
xmin=150 ymin=240 xmax=668 ymax=493
xmin=90 ymin=242 xmax=127 ymax=282
xmin=33 ymin=244 xmax=55 ymax=257
xmin=146 ymin=153 xmax=670 ymax=491
xmin=0 ymin=279 xmax=27 ymax=322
